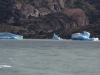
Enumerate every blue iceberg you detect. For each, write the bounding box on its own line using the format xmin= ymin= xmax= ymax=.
xmin=0 ymin=32 xmax=23 ymax=39
xmin=52 ymin=33 xmax=63 ymax=40
xmin=71 ymin=31 xmax=99 ymax=41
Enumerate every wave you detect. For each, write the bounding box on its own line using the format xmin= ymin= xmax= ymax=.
xmin=0 ymin=65 xmax=11 ymax=68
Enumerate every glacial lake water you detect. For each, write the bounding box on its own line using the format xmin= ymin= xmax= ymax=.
xmin=0 ymin=39 xmax=100 ymax=75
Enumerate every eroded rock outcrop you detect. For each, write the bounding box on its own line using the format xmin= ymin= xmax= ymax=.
xmin=0 ymin=0 xmax=90 ymax=39
xmin=29 ymin=0 xmax=65 ymax=12
xmin=18 ymin=9 xmax=89 ymax=34
xmin=63 ymin=9 xmax=89 ymax=27
xmin=5 ymin=0 xmax=39 ymax=24
xmin=5 ymin=0 xmax=89 ymax=26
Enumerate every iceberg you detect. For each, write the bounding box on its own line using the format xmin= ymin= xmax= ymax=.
xmin=71 ymin=31 xmax=99 ymax=41
xmin=52 ymin=33 xmax=63 ymax=40
xmin=0 ymin=32 xmax=23 ymax=39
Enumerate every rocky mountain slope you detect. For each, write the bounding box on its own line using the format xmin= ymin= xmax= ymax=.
xmin=0 ymin=0 xmax=100 ymax=39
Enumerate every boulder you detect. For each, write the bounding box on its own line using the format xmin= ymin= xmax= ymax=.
xmin=62 ymin=9 xmax=89 ymax=27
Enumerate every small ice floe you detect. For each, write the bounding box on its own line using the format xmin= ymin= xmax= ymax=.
xmin=0 ymin=65 xmax=11 ymax=68
xmin=52 ymin=33 xmax=63 ymax=40
xmin=0 ymin=32 xmax=23 ymax=39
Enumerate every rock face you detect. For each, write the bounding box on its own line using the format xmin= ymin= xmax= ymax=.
xmin=4 ymin=0 xmax=89 ymax=26
xmin=63 ymin=9 xmax=89 ymax=27
xmin=21 ymin=4 xmax=39 ymax=18
xmin=18 ymin=9 xmax=89 ymax=35
xmin=5 ymin=0 xmax=39 ymax=24
xmin=0 ymin=0 xmax=90 ymax=39
xmin=29 ymin=0 xmax=65 ymax=11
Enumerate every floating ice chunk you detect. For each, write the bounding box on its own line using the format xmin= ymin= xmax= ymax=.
xmin=52 ymin=33 xmax=63 ymax=40
xmin=89 ymin=37 xmax=99 ymax=41
xmin=83 ymin=31 xmax=90 ymax=37
xmin=71 ymin=31 xmax=90 ymax=40
xmin=0 ymin=32 xmax=23 ymax=39
xmin=71 ymin=31 xmax=99 ymax=41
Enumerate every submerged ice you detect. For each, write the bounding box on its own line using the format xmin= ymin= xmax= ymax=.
xmin=0 ymin=32 xmax=23 ymax=39
xmin=71 ymin=31 xmax=99 ymax=41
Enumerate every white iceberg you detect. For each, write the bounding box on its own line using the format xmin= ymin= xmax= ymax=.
xmin=0 ymin=32 xmax=23 ymax=39
xmin=52 ymin=33 xmax=63 ymax=40
xmin=71 ymin=31 xmax=99 ymax=41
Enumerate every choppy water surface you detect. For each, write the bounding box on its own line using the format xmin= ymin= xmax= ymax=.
xmin=0 ymin=39 xmax=100 ymax=75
